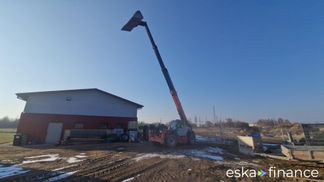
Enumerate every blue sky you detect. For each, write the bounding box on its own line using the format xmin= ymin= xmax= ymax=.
xmin=0 ymin=1 xmax=323 ymax=123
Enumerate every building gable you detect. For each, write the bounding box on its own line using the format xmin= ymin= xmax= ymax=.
xmin=17 ymin=89 xmax=142 ymax=118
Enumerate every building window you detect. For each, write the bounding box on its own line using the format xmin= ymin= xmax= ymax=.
xmin=74 ymin=123 xmax=84 ymax=129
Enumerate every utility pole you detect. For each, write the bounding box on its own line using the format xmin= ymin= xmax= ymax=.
xmin=219 ymin=111 xmax=224 ymax=144
xmin=213 ymin=105 xmax=216 ymax=123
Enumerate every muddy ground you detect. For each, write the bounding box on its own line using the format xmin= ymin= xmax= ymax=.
xmin=0 ymin=137 xmax=323 ymax=182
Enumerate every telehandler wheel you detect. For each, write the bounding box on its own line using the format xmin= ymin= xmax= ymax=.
xmin=187 ymin=132 xmax=196 ymax=144
xmin=166 ymin=135 xmax=177 ymax=147
xmin=151 ymin=141 xmax=160 ymax=146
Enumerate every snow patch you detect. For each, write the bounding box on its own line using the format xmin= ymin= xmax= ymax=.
xmin=174 ymin=147 xmax=224 ymax=161
xmin=22 ymin=153 xmax=87 ymax=165
xmin=133 ymin=154 xmax=158 ymax=161
xmin=235 ymin=161 xmax=260 ymax=167
xmin=74 ymin=155 xmax=87 ymax=158
xmin=66 ymin=153 xmax=87 ymax=163
xmin=66 ymin=157 xmax=84 ymax=163
xmin=133 ymin=153 xmax=185 ymax=161
xmin=134 ymin=147 xmax=224 ymax=162
xmin=195 ymin=135 xmax=222 ymax=144
xmin=0 ymin=165 xmax=29 ymax=179
xmin=189 ymin=150 xmax=223 ymax=161
xmin=215 ymin=160 xmax=260 ymax=167
xmin=122 ymin=173 xmax=141 ymax=182
xmin=46 ymin=170 xmax=78 ymax=182
xmin=25 ymin=154 xmax=57 ymax=159
xmin=22 ymin=154 xmax=60 ymax=164
xmin=195 ymin=135 xmax=209 ymax=142
xmin=122 ymin=176 xmax=135 ymax=182
xmin=206 ymin=147 xmax=223 ymax=155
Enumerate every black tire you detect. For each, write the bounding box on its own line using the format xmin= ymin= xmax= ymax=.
xmin=152 ymin=141 xmax=160 ymax=146
xmin=121 ymin=134 xmax=129 ymax=142
xmin=187 ymin=131 xmax=196 ymax=145
xmin=166 ymin=135 xmax=177 ymax=147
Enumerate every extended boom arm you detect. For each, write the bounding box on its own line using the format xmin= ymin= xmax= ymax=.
xmin=141 ymin=21 xmax=188 ymax=122
xmin=121 ymin=11 xmax=188 ymax=123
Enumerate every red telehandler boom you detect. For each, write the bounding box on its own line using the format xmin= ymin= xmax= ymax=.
xmin=122 ymin=11 xmax=195 ymax=147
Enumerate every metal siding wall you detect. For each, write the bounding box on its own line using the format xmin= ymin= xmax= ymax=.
xmin=23 ymin=90 xmax=139 ymax=117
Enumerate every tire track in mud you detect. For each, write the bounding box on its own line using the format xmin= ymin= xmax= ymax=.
xmin=150 ymin=166 xmax=178 ymax=182
xmin=135 ymin=159 xmax=172 ymax=182
xmin=0 ymin=170 xmax=66 ymax=182
xmin=5 ymin=153 xmax=120 ymax=182
xmin=140 ymin=159 xmax=202 ymax=182
xmin=107 ymin=159 xmax=168 ymax=182
xmin=66 ymin=157 xmax=132 ymax=181
xmin=150 ymin=161 xmax=188 ymax=182
xmin=87 ymin=158 xmax=132 ymax=179
xmin=79 ymin=157 xmax=130 ymax=175
xmin=68 ymin=156 xmax=189 ymax=182
xmin=0 ymin=162 xmax=81 ymax=182
xmin=66 ymin=156 xmax=170 ymax=182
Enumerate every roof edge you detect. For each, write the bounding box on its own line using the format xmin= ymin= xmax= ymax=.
xmin=16 ymin=88 xmax=143 ymax=108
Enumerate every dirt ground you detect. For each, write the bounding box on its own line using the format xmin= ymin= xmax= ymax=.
xmin=0 ymin=137 xmax=323 ymax=182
